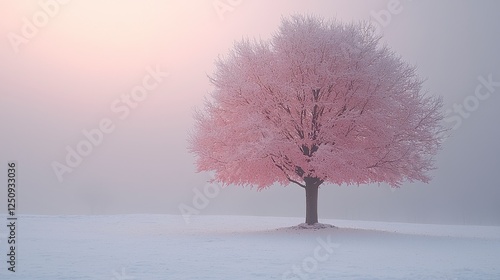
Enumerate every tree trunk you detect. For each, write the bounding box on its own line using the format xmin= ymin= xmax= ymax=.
xmin=304 ymin=177 xmax=321 ymax=225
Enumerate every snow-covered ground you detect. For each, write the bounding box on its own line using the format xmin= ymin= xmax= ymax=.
xmin=1 ymin=214 xmax=499 ymax=279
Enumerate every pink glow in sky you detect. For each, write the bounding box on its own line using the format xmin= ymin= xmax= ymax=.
xmin=1 ymin=0 xmax=499 ymax=225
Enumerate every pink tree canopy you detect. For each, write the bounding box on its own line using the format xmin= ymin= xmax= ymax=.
xmin=190 ymin=15 xmax=444 ymax=190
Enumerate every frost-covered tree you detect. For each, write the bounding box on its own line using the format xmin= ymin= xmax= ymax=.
xmin=190 ymin=15 xmax=444 ymax=225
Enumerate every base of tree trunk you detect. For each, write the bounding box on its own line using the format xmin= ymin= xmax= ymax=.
xmin=290 ymin=223 xmax=336 ymax=230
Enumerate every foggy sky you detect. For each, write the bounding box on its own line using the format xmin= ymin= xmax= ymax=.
xmin=1 ymin=0 xmax=499 ymax=225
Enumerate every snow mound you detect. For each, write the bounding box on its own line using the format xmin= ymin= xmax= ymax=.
xmin=287 ymin=223 xmax=337 ymax=230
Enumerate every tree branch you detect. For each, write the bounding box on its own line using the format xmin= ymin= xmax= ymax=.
xmin=289 ymin=178 xmax=306 ymax=188
xmin=271 ymin=156 xmax=306 ymax=188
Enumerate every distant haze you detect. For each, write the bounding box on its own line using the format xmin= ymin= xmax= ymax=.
xmin=1 ymin=0 xmax=499 ymax=225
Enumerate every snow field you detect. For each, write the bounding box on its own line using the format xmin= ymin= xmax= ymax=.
xmin=0 ymin=215 xmax=499 ymax=279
